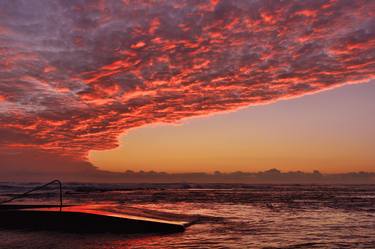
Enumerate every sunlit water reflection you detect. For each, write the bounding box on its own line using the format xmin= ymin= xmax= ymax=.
xmin=0 ymin=184 xmax=374 ymax=248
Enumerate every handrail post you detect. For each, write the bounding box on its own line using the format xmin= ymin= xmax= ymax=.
xmin=57 ymin=180 xmax=62 ymax=212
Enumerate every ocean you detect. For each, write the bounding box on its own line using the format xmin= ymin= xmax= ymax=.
xmin=0 ymin=183 xmax=374 ymax=249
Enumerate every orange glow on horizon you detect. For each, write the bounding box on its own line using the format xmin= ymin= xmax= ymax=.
xmin=89 ymin=83 xmax=375 ymax=174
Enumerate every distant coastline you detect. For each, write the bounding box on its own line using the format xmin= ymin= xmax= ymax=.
xmin=1 ymin=168 xmax=374 ymax=184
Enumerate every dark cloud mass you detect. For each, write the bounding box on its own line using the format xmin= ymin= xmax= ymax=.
xmin=0 ymin=0 xmax=374 ymax=174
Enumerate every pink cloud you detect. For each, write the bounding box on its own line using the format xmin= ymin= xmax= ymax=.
xmin=0 ymin=0 xmax=374 ymax=166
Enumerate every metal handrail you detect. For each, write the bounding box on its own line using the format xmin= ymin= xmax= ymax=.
xmin=0 ymin=180 xmax=63 ymax=212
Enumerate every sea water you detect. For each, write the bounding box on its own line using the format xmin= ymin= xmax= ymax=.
xmin=0 ymin=183 xmax=374 ymax=249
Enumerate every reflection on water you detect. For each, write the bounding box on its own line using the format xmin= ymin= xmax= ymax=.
xmin=0 ymin=184 xmax=374 ymax=248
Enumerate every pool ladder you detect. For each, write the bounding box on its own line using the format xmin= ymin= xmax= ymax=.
xmin=0 ymin=180 xmax=63 ymax=212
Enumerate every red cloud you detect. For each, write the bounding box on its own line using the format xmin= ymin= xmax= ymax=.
xmin=0 ymin=0 xmax=374 ymax=165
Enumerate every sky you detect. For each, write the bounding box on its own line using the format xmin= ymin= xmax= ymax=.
xmin=90 ymin=82 xmax=375 ymax=174
xmin=0 ymin=0 xmax=374 ymax=181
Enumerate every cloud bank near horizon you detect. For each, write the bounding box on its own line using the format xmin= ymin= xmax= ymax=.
xmin=0 ymin=0 xmax=374 ymax=168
